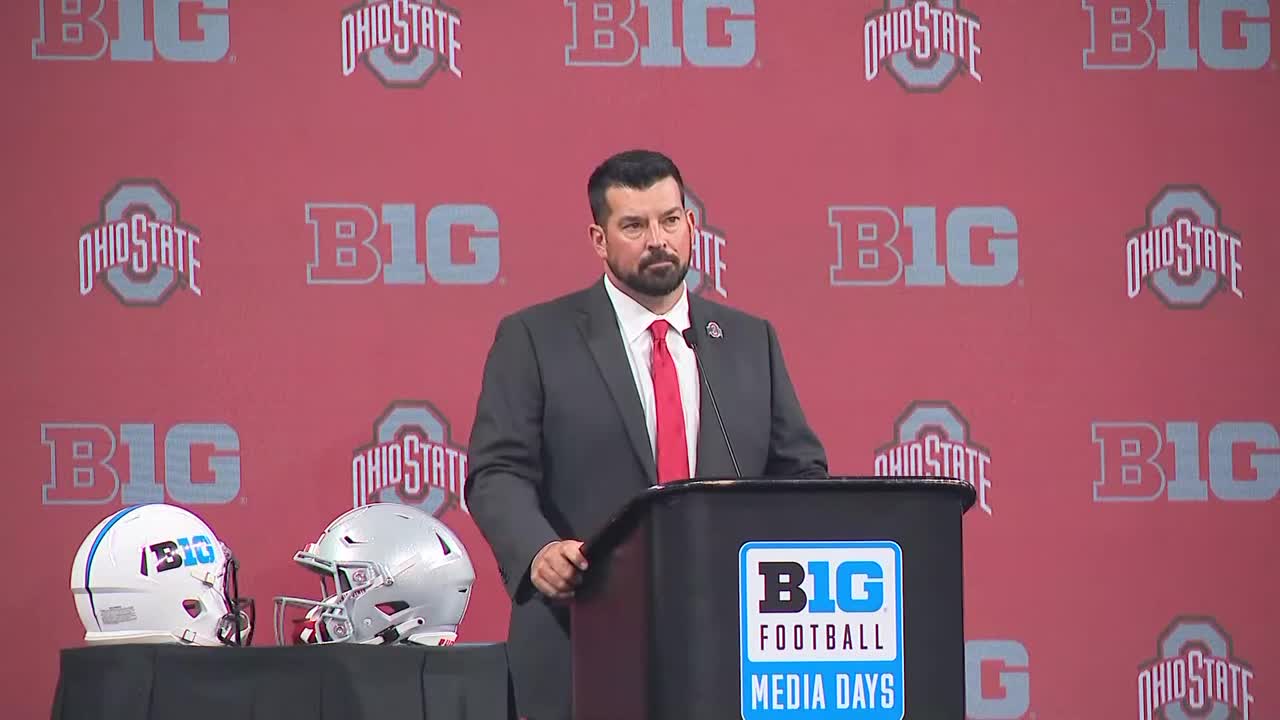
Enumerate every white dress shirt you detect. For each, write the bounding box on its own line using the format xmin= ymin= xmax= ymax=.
xmin=601 ymin=273 xmax=701 ymax=478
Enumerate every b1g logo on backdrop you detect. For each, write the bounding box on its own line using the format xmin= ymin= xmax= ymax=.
xmin=1083 ymin=0 xmax=1271 ymax=71
xmin=350 ymin=401 xmax=468 ymax=517
xmin=739 ymin=540 xmax=903 ymax=718
xmin=32 ymin=0 xmax=230 ymax=62
xmin=306 ymin=200 xmax=499 ymax=286
xmin=341 ymin=0 xmax=462 ymax=88
xmin=79 ymin=180 xmax=203 ymax=306
xmin=864 ymin=0 xmax=983 ymax=91
xmin=966 ymin=640 xmax=1031 ymax=719
xmin=685 ymin=189 xmax=728 ymax=299
xmin=565 ymin=0 xmax=757 ymax=67
xmin=874 ymin=401 xmax=993 ymax=515
xmin=41 ymin=422 xmax=242 ymax=506
xmin=1125 ymin=185 xmax=1243 ymax=309
xmin=1137 ymin=616 xmax=1255 ymax=720
xmin=1091 ymin=420 xmax=1279 ymax=502
xmin=829 ymin=205 xmax=1019 ymax=288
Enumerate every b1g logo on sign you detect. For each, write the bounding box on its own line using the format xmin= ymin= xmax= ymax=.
xmin=1082 ymin=0 xmax=1271 ymax=71
xmin=1091 ymin=420 xmax=1279 ymax=502
xmin=1125 ymin=185 xmax=1242 ymax=309
xmin=41 ymin=422 xmax=242 ymax=506
xmin=565 ymin=0 xmax=757 ymax=67
xmin=306 ymin=201 xmax=499 ymax=286
xmin=351 ymin=401 xmax=469 ymax=517
xmin=829 ymin=205 xmax=1019 ymax=288
xmin=864 ymin=0 xmax=983 ymax=92
xmin=1137 ymin=616 xmax=1255 ymax=720
xmin=32 ymin=0 xmax=230 ymax=62
xmin=684 ymin=189 xmax=728 ymax=299
xmin=874 ymin=401 xmax=993 ymax=515
xmin=79 ymin=180 xmax=203 ymax=306
xmin=340 ymin=0 xmax=462 ymax=89
xmin=740 ymin=541 xmax=904 ymax=719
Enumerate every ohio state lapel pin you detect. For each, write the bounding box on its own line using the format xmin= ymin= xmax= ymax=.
xmin=706 ymin=321 xmax=723 ymax=339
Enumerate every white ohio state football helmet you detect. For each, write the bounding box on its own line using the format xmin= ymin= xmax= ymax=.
xmin=70 ymin=504 xmax=253 ymax=646
xmin=274 ymin=503 xmax=475 ymax=646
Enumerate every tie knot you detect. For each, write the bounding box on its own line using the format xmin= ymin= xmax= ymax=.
xmin=648 ymin=319 xmax=670 ymax=343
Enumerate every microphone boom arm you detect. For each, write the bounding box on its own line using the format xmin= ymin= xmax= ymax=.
xmin=682 ymin=326 xmax=742 ymax=478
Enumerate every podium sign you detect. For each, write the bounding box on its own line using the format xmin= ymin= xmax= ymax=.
xmin=739 ymin=540 xmax=905 ymax=718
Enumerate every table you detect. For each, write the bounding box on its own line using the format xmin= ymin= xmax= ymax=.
xmin=51 ymin=642 xmax=515 ymax=720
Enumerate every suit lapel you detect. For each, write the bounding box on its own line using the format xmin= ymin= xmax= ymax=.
xmin=691 ymin=296 xmax=734 ymax=478
xmin=577 ymin=281 xmax=657 ymax=484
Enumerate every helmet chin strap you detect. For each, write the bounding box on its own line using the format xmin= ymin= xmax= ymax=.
xmin=365 ymin=616 xmax=425 ymax=645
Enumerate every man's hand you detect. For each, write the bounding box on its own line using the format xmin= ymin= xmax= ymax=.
xmin=530 ymin=539 xmax=588 ymax=601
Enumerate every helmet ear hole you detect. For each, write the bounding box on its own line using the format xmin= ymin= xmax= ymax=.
xmin=183 ymin=599 xmax=203 ymax=618
xmin=376 ymin=601 xmax=410 ymax=617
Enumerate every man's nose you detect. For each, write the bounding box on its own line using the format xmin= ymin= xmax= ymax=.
xmin=644 ymin=226 xmax=668 ymax=248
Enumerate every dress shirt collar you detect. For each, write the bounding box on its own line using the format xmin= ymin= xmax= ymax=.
xmin=601 ymin=273 xmax=691 ymax=345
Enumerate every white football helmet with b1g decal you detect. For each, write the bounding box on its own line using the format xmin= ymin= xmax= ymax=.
xmin=70 ymin=503 xmax=253 ymax=646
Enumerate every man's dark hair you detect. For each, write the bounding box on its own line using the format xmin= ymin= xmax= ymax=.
xmin=587 ymin=149 xmax=685 ymax=225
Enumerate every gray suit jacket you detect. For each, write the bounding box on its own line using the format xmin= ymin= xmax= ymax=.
xmin=464 ymin=279 xmax=828 ymax=720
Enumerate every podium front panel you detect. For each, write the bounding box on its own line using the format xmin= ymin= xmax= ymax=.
xmin=574 ymin=480 xmax=968 ymax=720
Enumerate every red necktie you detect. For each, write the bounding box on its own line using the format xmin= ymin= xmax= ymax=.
xmin=648 ymin=319 xmax=689 ymax=484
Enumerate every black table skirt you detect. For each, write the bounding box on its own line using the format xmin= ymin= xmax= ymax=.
xmin=51 ymin=642 xmax=516 ymax=720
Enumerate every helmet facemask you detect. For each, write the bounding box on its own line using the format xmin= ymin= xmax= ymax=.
xmin=274 ymin=548 xmax=396 ymax=645
xmin=212 ymin=550 xmax=254 ymax=647
xmin=173 ymin=544 xmax=254 ymax=647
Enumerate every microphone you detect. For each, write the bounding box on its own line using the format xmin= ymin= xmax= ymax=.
xmin=682 ymin=325 xmax=742 ymax=478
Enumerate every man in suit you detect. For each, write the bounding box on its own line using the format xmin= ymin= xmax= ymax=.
xmin=464 ymin=149 xmax=828 ymax=720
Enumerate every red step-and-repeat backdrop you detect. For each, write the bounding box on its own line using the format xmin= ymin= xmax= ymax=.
xmin=5 ymin=1 xmax=1276 ymax=718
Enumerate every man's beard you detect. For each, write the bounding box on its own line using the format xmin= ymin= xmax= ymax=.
xmin=611 ymin=250 xmax=689 ymax=298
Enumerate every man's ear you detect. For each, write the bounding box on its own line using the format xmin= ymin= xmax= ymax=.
xmin=590 ymin=224 xmax=607 ymax=259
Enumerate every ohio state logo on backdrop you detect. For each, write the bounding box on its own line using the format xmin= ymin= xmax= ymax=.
xmin=828 ymin=204 xmax=1019 ymax=288
xmin=863 ymin=0 xmax=983 ymax=91
xmin=341 ymin=0 xmax=462 ymax=88
xmin=305 ymin=200 xmax=499 ymax=286
xmin=1137 ymin=617 xmax=1255 ymax=720
xmin=1082 ymin=0 xmax=1272 ymax=71
xmin=1091 ymin=419 xmax=1278 ymax=502
xmin=32 ymin=0 xmax=231 ymax=62
xmin=41 ymin=421 xmax=241 ymax=506
xmin=1125 ymin=185 xmax=1243 ymax=309
xmin=79 ymin=179 xmax=203 ymax=306
xmin=564 ymin=0 xmax=757 ymax=68
xmin=874 ymin=401 xmax=992 ymax=514
xmin=351 ymin=401 xmax=468 ymax=517
xmin=684 ymin=189 xmax=728 ymax=299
